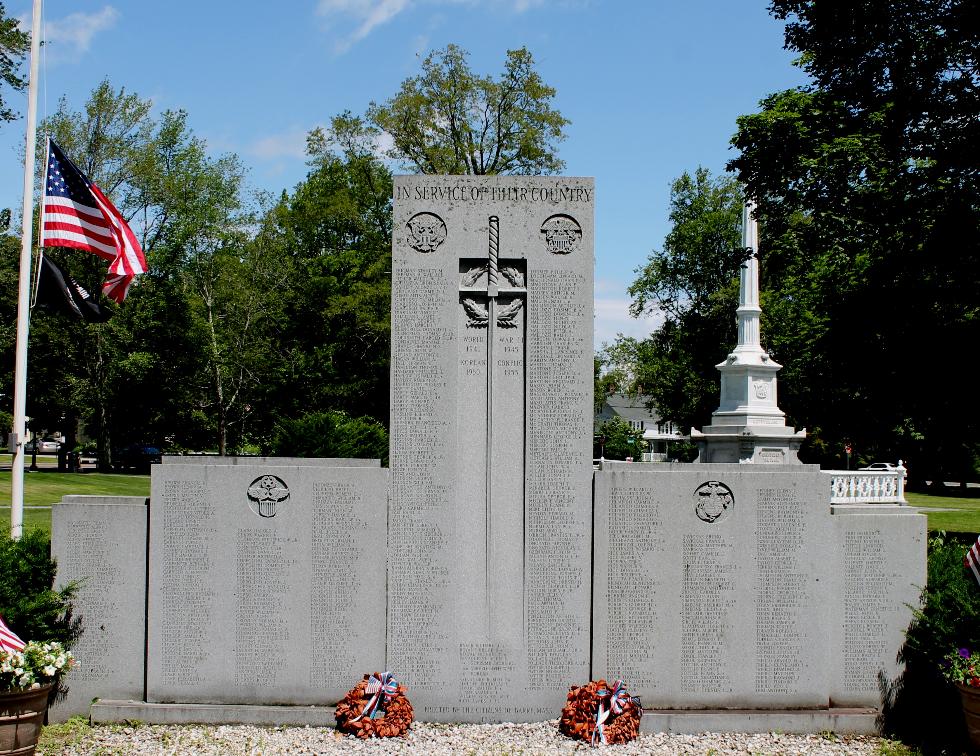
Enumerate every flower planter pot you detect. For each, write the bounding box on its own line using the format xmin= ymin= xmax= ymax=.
xmin=958 ymin=682 xmax=980 ymax=751
xmin=0 ymin=684 xmax=53 ymax=756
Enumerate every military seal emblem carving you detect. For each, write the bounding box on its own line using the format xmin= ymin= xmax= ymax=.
xmin=540 ymin=214 xmax=582 ymax=254
xmin=247 ymin=475 xmax=289 ymax=518
xmin=753 ymin=379 xmax=771 ymax=399
xmin=693 ymin=481 xmax=734 ymax=523
xmin=406 ymin=212 xmax=447 ymax=253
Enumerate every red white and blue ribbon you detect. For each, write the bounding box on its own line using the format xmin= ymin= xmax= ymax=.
xmin=592 ymin=680 xmax=637 ymax=746
xmin=352 ymin=672 xmax=399 ymax=721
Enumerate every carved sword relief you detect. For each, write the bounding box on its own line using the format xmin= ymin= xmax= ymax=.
xmin=456 ymin=216 xmax=528 ymax=634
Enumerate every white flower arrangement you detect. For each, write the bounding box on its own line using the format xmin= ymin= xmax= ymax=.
xmin=0 ymin=641 xmax=74 ymax=692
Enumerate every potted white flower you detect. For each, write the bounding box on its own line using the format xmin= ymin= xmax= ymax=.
xmin=0 ymin=618 xmax=74 ymax=755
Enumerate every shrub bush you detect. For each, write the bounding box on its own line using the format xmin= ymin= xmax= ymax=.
xmin=0 ymin=529 xmax=80 ymax=702
xmin=266 ymin=410 xmax=389 ymax=464
xmin=0 ymin=529 xmax=80 ymax=649
xmin=881 ymin=532 xmax=980 ymax=754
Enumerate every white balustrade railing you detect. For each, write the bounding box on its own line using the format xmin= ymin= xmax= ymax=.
xmin=641 ymin=452 xmax=668 ymax=462
xmin=822 ymin=462 xmax=907 ymax=504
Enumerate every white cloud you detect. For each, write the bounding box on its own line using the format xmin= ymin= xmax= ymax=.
xmin=318 ymin=0 xmax=412 ymax=53
xmin=247 ymin=127 xmax=313 ymax=161
xmin=40 ymin=6 xmax=120 ymax=64
xmin=245 ymin=122 xmax=395 ymax=168
xmin=594 ymin=284 xmax=663 ymax=348
xmin=411 ymin=33 xmax=430 ymax=57
xmin=372 ymin=129 xmax=395 ymax=157
xmin=316 ymin=0 xmax=552 ymax=53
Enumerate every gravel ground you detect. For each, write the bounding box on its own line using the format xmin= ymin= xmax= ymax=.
xmin=46 ymin=721 xmax=891 ymax=755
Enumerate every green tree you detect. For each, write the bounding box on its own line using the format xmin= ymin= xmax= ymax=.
xmin=730 ymin=2 xmax=980 ymax=478
xmin=616 ymin=169 xmax=743 ymax=434
xmin=24 ymin=82 xmax=253 ymax=465
xmin=367 ymin=44 xmax=568 ymax=175
xmin=596 ymin=416 xmax=645 ymax=461
xmin=630 ymin=169 xmax=745 ymax=321
xmin=773 ymin=0 xmax=979 ymax=182
xmin=0 ymin=2 xmax=29 ymax=124
xmin=266 ymin=113 xmax=393 ymax=427
xmin=266 ymin=410 xmax=388 ymax=464
xmin=165 ymin=137 xmax=294 ymax=456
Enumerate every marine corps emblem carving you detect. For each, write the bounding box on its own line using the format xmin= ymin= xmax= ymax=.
xmin=406 ymin=212 xmax=447 ymax=253
xmin=246 ymin=475 xmax=290 ymax=518
xmin=693 ymin=481 xmax=734 ymax=524
xmin=540 ymin=214 xmax=581 ymax=254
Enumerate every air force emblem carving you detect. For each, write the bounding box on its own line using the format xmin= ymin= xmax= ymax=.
xmin=247 ymin=475 xmax=289 ymax=518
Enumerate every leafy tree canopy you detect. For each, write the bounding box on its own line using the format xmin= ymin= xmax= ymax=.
xmin=612 ymin=169 xmax=742 ymax=434
xmin=0 ymin=2 xmax=29 ymax=123
xmin=773 ymin=0 xmax=980 ymax=183
xmin=367 ymin=44 xmax=568 ymax=175
xmin=596 ymin=416 xmax=645 ymax=461
xmin=266 ymin=410 xmax=388 ymax=464
xmin=729 ymin=2 xmax=980 ymax=478
xmin=266 ymin=113 xmax=393 ymax=427
xmin=23 ymin=81 xmax=252 ymax=465
xmin=629 ymin=168 xmax=744 ymax=321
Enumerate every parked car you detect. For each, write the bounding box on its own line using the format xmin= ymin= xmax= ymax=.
xmin=859 ymin=461 xmax=907 ymax=478
xmin=114 ymin=444 xmax=162 ymax=472
xmin=25 ymin=437 xmax=61 ymax=453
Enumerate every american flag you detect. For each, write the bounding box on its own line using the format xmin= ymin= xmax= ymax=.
xmin=0 ymin=616 xmax=26 ymax=653
xmin=41 ymin=139 xmax=147 ymax=303
xmin=966 ymin=535 xmax=980 ymax=586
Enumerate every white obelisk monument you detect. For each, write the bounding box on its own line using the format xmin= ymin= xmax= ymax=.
xmin=691 ymin=200 xmax=806 ymax=464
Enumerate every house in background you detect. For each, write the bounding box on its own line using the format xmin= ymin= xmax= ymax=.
xmin=594 ymin=393 xmax=689 ymax=461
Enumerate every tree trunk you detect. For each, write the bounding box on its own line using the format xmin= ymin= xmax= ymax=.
xmin=207 ymin=299 xmax=227 ymax=456
xmin=94 ymin=327 xmax=112 ymax=472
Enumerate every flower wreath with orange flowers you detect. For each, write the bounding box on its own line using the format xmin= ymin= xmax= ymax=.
xmin=335 ymin=671 xmax=414 ymax=738
xmin=558 ymin=678 xmax=642 ymax=746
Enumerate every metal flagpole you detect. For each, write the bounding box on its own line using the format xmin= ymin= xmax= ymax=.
xmin=11 ymin=0 xmax=44 ymax=539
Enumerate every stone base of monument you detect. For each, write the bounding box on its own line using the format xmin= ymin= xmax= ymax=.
xmin=638 ymin=707 xmax=879 ymax=735
xmin=87 ymin=700 xmax=879 ymax=734
xmin=90 ymin=700 xmax=338 ymax=727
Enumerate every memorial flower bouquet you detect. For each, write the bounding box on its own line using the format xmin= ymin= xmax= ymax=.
xmin=943 ymin=647 xmax=980 ymax=688
xmin=0 ymin=640 xmax=74 ymax=693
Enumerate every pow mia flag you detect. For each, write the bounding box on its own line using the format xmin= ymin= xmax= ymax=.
xmin=35 ymin=255 xmax=110 ymax=322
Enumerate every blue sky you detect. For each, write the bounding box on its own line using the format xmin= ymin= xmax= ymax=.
xmin=1 ymin=0 xmax=808 ymax=345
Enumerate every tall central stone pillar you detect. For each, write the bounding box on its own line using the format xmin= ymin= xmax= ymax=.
xmin=388 ymin=176 xmax=594 ymax=722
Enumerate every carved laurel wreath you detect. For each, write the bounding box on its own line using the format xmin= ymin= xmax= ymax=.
xmin=460 ymin=264 xmax=525 ymax=327
xmin=460 ymin=265 xmax=525 ymax=288
xmin=461 ymin=297 xmax=523 ymax=328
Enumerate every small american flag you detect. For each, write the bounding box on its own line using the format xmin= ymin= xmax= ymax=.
xmin=0 ymin=616 xmax=26 ymax=653
xmin=41 ymin=139 xmax=147 ymax=303
xmin=966 ymin=535 xmax=980 ymax=586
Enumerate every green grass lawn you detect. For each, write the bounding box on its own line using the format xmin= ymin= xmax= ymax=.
xmin=906 ymin=490 xmax=980 ymax=535
xmin=0 ymin=470 xmax=149 ymax=535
